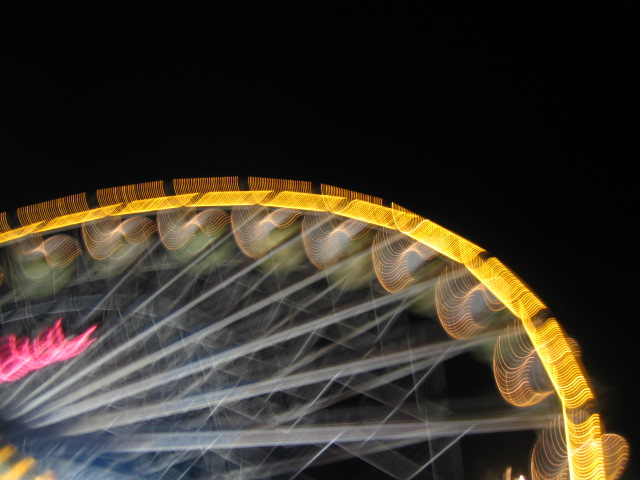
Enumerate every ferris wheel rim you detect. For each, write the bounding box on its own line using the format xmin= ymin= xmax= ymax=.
xmin=0 ymin=176 xmax=625 ymax=480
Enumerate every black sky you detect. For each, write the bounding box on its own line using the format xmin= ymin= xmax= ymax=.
xmin=1 ymin=2 xmax=636 ymax=478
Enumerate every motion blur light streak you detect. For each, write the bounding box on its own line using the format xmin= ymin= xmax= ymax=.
xmin=0 ymin=177 xmax=629 ymax=479
xmin=0 ymin=320 xmax=97 ymax=383
xmin=493 ymin=321 xmax=554 ymax=408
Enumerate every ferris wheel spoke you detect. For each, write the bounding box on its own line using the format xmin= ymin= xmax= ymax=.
xmin=11 ymin=226 xmax=336 ymax=417
xmin=0 ymin=181 xmax=626 ymax=479
xmin=28 ymin=289 xmax=417 ymax=426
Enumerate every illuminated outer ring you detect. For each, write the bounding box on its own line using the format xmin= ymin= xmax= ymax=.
xmin=0 ymin=177 xmax=623 ymax=479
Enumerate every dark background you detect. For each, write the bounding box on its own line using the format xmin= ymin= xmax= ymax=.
xmin=1 ymin=2 xmax=636 ymax=478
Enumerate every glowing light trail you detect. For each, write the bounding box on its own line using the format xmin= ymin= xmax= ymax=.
xmin=0 ymin=177 xmax=628 ymax=479
xmin=105 ymin=416 xmax=556 ymax=453
xmin=0 ymin=320 xmax=97 ymax=383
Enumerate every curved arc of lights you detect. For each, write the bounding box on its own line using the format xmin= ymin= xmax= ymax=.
xmin=82 ymin=216 xmax=157 ymax=260
xmin=493 ymin=321 xmax=555 ymax=408
xmin=371 ymin=228 xmax=438 ymax=294
xmin=157 ymin=208 xmax=230 ymax=251
xmin=0 ymin=176 xmax=625 ymax=480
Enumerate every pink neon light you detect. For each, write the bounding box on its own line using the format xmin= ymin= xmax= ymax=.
xmin=0 ymin=319 xmax=97 ymax=383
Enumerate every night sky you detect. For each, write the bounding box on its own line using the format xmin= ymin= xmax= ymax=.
xmin=1 ymin=3 xmax=635 ymax=478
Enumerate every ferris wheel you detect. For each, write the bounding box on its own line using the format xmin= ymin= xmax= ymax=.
xmin=0 ymin=178 xmax=629 ymax=480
